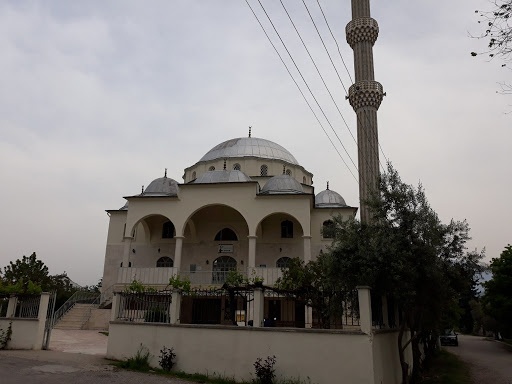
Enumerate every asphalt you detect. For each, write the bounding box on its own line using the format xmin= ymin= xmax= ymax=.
xmin=445 ymin=334 xmax=512 ymax=384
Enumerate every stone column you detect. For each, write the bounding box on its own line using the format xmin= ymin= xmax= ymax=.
xmin=170 ymin=290 xmax=182 ymax=324
xmin=357 ymin=286 xmax=373 ymax=334
xmin=305 ymin=305 xmax=313 ymax=329
xmin=302 ymin=236 xmax=312 ymax=263
xmin=248 ymin=236 xmax=257 ymax=268
xmin=174 ymin=236 xmax=185 ymax=273
xmin=253 ymin=288 xmax=264 ymax=327
xmin=122 ymin=237 xmax=133 ymax=268
xmin=6 ymin=295 xmax=18 ymax=318
xmin=110 ymin=292 xmax=121 ymax=322
xmin=37 ymin=293 xmax=50 ymax=321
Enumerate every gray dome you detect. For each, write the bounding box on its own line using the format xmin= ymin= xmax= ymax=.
xmin=315 ymin=189 xmax=347 ymax=207
xmin=119 ymin=201 xmax=129 ymax=210
xmin=199 ymin=137 xmax=299 ymax=165
xmin=143 ymin=176 xmax=179 ymax=196
xmin=260 ymin=175 xmax=304 ymax=195
xmin=193 ymin=170 xmax=252 ymax=184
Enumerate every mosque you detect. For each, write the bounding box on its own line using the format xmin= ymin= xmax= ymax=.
xmin=101 ymin=133 xmax=357 ymax=291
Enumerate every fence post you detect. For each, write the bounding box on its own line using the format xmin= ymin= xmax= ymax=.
xmin=253 ymin=287 xmax=264 ymax=327
xmin=381 ymin=295 xmax=389 ymax=328
xmin=111 ymin=293 xmax=121 ymax=322
xmin=6 ymin=295 xmax=18 ymax=318
xmin=357 ymin=286 xmax=372 ymax=334
xmin=37 ymin=293 xmax=50 ymax=320
xmin=170 ymin=289 xmax=182 ymax=324
xmin=305 ymin=305 xmax=313 ymax=328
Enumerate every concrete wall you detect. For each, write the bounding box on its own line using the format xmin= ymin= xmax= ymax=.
xmin=84 ymin=309 xmax=111 ymax=330
xmin=108 ymin=322 xmax=375 ymax=384
xmin=0 ymin=318 xmax=44 ymax=350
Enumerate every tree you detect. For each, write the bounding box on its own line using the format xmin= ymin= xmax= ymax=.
xmin=323 ymin=164 xmax=483 ymax=384
xmin=471 ymin=1 xmax=512 ymax=95
xmin=483 ymin=245 xmax=512 ymax=338
xmin=2 ymin=253 xmax=52 ymax=292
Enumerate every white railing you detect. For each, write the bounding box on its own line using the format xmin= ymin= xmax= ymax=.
xmin=179 ymin=270 xmax=248 ymax=286
xmin=253 ymin=267 xmax=283 ymax=286
xmin=117 ymin=267 xmax=178 ymax=285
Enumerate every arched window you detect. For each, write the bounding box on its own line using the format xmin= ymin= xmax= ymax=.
xmin=281 ymin=220 xmax=293 ymax=238
xmin=233 ymin=163 xmax=241 ymax=171
xmin=120 ymin=262 xmax=132 ymax=267
xmin=162 ymin=221 xmax=175 ymax=239
xmin=214 ymin=228 xmax=238 ymax=241
xmin=286 ymin=169 xmax=292 ymax=176
xmin=212 ymin=256 xmax=237 ymax=284
xmin=276 ymin=257 xmax=291 ymax=269
xmin=260 ymin=164 xmax=268 ymax=176
xmin=322 ymin=220 xmax=335 ymax=239
xmin=192 ymin=171 xmax=196 ymax=180
xmin=156 ymin=257 xmax=174 ymax=268
xmin=303 ymin=176 xmax=306 ymax=184
xmin=209 ymin=166 xmax=215 ymax=171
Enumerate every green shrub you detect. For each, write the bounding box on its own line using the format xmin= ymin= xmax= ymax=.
xmin=158 ymin=346 xmax=176 ymax=371
xmin=254 ymin=355 xmax=276 ymax=384
xmin=119 ymin=344 xmax=152 ymax=371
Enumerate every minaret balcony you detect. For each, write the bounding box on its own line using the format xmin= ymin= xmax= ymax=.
xmin=346 ymin=17 xmax=379 ymax=48
xmin=347 ymin=80 xmax=385 ymax=111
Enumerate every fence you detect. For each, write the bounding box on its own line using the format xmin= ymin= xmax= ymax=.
xmin=0 ymin=295 xmax=8 ymax=317
xmin=117 ymin=291 xmax=172 ymax=323
xmin=180 ymin=287 xmax=254 ymax=326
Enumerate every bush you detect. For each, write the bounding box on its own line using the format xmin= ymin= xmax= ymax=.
xmin=254 ymin=355 xmax=276 ymax=384
xmin=119 ymin=344 xmax=152 ymax=371
xmin=159 ymin=346 xmax=176 ymax=371
xmin=144 ymin=306 xmax=169 ymax=323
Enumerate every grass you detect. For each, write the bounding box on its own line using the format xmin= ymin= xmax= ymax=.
xmin=98 ymin=331 xmax=109 ymax=336
xmin=419 ymin=350 xmax=472 ymax=384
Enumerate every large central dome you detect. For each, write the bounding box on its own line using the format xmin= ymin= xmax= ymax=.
xmin=199 ymin=137 xmax=299 ymax=165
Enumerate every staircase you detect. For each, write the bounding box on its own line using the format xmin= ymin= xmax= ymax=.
xmin=54 ymin=303 xmax=98 ymax=330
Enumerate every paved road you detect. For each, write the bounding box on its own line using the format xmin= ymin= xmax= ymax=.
xmin=0 ymin=350 xmax=192 ymax=384
xmin=445 ymin=334 xmax=512 ymax=384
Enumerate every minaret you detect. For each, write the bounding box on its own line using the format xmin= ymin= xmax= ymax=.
xmin=346 ymin=0 xmax=384 ymax=223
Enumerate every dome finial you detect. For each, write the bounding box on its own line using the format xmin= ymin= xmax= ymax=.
xmin=223 ymin=159 xmax=227 ymax=170
xmin=141 ymin=185 xmax=144 ymax=194
xmin=164 ymin=168 xmax=167 ymax=178
xmin=248 ymin=126 xmax=252 ymax=138
xmin=283 ymin=165 xmax=286 ymax=175
xmin=327 ymin=181 xmax=329 ymax=190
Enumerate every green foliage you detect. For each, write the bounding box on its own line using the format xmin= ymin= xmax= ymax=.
xmin=125 ymin=279 xmax=156 ymax=293
xmin=253 ymin=356 xmax=276 ymax=384
xmin=158 ymin=346 xmax=176 ymax=371
xmin=483 ymin=245 xmax=512 ymax=338
xmin=119 ymin=344 xmax=152 ymax=371
xmin=168 ymin=275 xmax=191 ymax=293
xmin=0 ymin=279 xmax=42 ymax=295
xmin=2 ymin=253 xmax=52 ymax=292
xmin=420 ymin=350 xmax=472 ymax=384
xmin=224 ymin=270 xmax=245 ymax=287
xmin=144 ymin=306 xmax=169 ymax=323
xmin=0 ymin=321 xmax=12 ymax=349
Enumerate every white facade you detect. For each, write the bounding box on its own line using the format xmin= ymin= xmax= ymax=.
xmin=101 ymin=136 xmax=357 ymax=291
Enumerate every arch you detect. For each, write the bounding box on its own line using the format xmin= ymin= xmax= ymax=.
xmin=214 ymin=228 xmax=238 ymax=241
xmin=322 ymin=220 xmax=335 ymax=239
xmin=156 ymin=256 xmax=174 ymax=268
xmin=162 ymin=221 xmax=175 ymax=239
xmin=212 ymin=256 xmax=237 ymax=284
xmin=260 ymin=164 xmax=268 ymax=176
xmin=128 ymin=214 xmax=174 ymax=244
xmin=276 ymin=257 xmax=291 ymax=269
xmin=281 ymin=220 xmax=293 ymax=238
xmin=181 ymin=203 xmax=250 ymax=237
xmin=255 ymin=212 xmax=304 ymax=238
xmin=233 ymin=163 xmax=241 ymax=171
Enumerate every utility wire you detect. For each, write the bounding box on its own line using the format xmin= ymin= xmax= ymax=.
xmin=316 ymin=0 xmax=389 ymax=165
xmin=244 ymin=0 xmax=359 ymax=184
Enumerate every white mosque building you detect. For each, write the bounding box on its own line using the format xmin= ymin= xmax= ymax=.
xmin=101 ymin=134 xmax=357 ymax=291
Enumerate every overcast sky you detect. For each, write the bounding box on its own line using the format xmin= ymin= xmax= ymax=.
xmin=0 ymin=0 xmax=510 ymax=286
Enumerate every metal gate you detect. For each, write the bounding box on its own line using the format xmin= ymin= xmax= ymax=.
xmin=42 ymin=291 xmax=57 ymax=350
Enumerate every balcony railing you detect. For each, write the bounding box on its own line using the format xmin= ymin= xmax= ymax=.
xmin=253 ymin=267 xmax=283 ymax=286
xmin=117 ymin=267 xmax=178 ymax=285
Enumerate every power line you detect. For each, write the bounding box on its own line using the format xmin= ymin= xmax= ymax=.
xmin=243 ymin=0 xmax=359 ymax=184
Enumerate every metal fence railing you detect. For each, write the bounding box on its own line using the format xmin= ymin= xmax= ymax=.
xmin=14 ymin=295 xmax=41 ymax=319
xmin=180 ymin=287 xmax=254 ymax=326
xmin=117 ymin=291 xmax=172 ymax=323
xmin=0 ymin=296 xmax=9 ymax=318
xmin=53 ymin=291 xmax=100 ymax=326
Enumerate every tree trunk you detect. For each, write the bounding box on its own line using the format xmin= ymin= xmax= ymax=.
xmin=411 ymin=334 xmax=422 ymax=383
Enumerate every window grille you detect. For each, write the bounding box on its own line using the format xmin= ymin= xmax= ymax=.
xmin=276 ymin=257 xmax=291 ymax=268
xmin=209 ymin=166 xmax=215 ymax=171
xmin=260 ymin=164 xmax=268 ymax=176
xmin=156 ymin=256 xmax=173 ymax=268
xmin=286 ymin=169 xmax=292 ymax=176
xmin=233 ymin=163 xmax=241 ymax=171
xmin=214 ymin=228 xmax=238 ymax=241
xmin=322 ymin=220 xmax=335 ymax=239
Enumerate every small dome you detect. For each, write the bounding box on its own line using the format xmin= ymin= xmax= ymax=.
xmin=193 ymin=170 xmax=252 ymax=184
xmin=260 ymin=175 xmax=304 ymax=195
xmin=199 ymin=137 xmax=299 ymax=165
xmin=143 ymin=176 xmax=179 ymax=196
xmin=119 ymin=201 xmax=129 ymax=210
xmin=315 ymin=188 xmax=347 ymax=208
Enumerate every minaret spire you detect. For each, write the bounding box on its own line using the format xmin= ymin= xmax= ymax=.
xmin=346 ymin=0 xmax=384 ymax=223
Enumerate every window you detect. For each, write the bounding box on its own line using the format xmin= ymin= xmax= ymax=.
xmin=233 ymin=163 xmax=241 ymax=171
xmin=120 ymin=262 xmax=132 ymax=267
xmin=162 ymin=221 xmax=175 ymax=239
xmin=214 ymin=228 xmax=238 ymax=241
xmin=209 ymin=166 xmax=215 ymax=171
xmin=303 ymin=176 xmax=306 ymax=184
xmin=212 ymin=256 xmax=237 ymax=284
xmin=192 ymin=171 xmax=196 ymax=180
xmin=276 ymin=257 xmax=291 ymax=269
xmin=285 ymin=169 xmax=292 ymax=176
xmin=281 ymin=220 xmax=293 ymax=238
xmin=260 ymin=164 xmax=268 ymax=176
xmin=322 ymin=220 xmax=335 ymax=239
xmin=156 ymin=257 xmax=173 ymax=268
